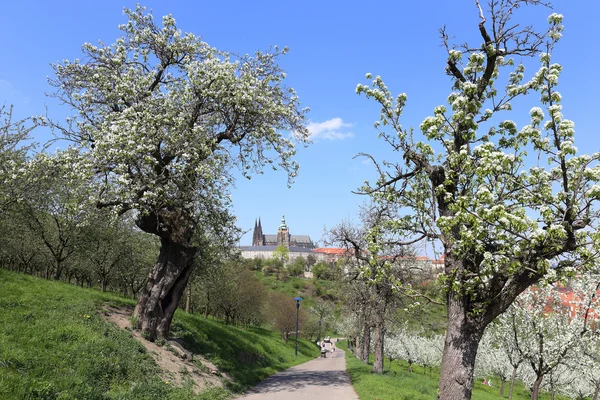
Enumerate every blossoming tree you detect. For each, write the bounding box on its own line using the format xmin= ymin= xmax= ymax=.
xmin=329 ymin=202 xmax=419 ymax=374
xmin=355 ymin=1 xmax=600 ymax=398
xmin=0 ymin=105 xmax=36 ymax=213
xmin=475 ymin=333 xmax=512 ymax=396
xmin=45 ymin=5 xmax=308 ymax=340
xmin=494 ymin=278 xmax=599 ymax=400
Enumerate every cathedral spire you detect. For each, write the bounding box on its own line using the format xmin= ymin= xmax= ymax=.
xmin=279 ymin=213 xmax=287 ymax=229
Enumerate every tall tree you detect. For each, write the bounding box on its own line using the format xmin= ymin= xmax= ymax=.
xmin=356 ymin=2 xmax=600 ymax=398
xmin=44 ymin=6 xmax=308 ymax=340
xmin=329 ymin=202 xmax=418 ymax=374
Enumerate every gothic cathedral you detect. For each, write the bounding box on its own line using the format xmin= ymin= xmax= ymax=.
xmin=251 ymin=214 xmax=314 ymax=249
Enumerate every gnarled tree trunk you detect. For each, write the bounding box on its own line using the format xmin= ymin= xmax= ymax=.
xmin=437 ymin=294 xmax=483 ymax=400
xmin=133 ymin=236 xmax=197 ymax=341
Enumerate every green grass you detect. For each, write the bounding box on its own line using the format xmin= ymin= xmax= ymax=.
xmin=0 ymin=269 xmax=319 ymax=399
xmin=254 ymin=272 xmax=341 ymax=310
xmin=339 ymin=341 xmax=574 ymax=400
xmin=171 ymin=313 xmax=319 ymax=392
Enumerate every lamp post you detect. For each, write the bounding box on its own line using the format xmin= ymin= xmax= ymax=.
xmin=294 ymin=297 xmax=302 ymax=356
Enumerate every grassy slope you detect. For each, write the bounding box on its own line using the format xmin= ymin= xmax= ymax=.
xmin=255 ymin=272 xmax=342 ymax=320
xmin=339 ymin=341 xmax=572 ymax=400
xmin=0 ymin=269 xmax=319 ymax=399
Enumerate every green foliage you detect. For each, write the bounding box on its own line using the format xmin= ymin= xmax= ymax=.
xmin=272 ymin=245 xmax=290 ymax=264
xmin=253 ymin=271 xmax=340 ymax=336
xmin=194 ymin=259 xmax=266 ymax=325
xmin=287 ymin=256 xmax=305 ymax=277
xmin=312 ymin=261 xmax=337 ymax=280
xmin=262 ymin=258 xmax=283 ymax=277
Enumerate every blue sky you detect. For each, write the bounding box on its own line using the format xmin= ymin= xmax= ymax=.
xmin=1 ymin=1 xmax=598 ymax=250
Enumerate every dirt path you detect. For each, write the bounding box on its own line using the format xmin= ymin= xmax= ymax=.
xmin=237 ymin=341 xmax=358 ymax=400
xmin=102 ymin=305 xmax=224 ymax=393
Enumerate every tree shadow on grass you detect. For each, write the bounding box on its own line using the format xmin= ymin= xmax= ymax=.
xmin=170 ymin=313 xmax=318 ymax=391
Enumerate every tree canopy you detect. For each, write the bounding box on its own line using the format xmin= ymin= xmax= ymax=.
xmin=356 ymin=1 xmax=600 ymax=398
xmin=39 ymin=5 xmax=309 ymax=340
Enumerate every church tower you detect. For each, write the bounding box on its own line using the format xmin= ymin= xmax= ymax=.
xmin=276 ymin=213 xmax=290 ymax=248
xmin=252 ymin=218 xmax=264 ymax=246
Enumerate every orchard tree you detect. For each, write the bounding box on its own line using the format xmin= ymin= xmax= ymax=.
xmin=475 ymin=332 xmax=513 ymax=396
xmin=489 ymin=313 xmax=526 ymax=399
xmin=19 ymin=151 xmax=92 ymax=281
xmin=76 ymin=218 xmax=141 ymax=292
xmin=270 ymin=292 xmax=305 ymax=342
xmin=44 ymin=5 xmax=308 ymax=340
xmin=495 ymin=279 xmax=600 ymax=400
xmin=0 ymin=105 xmax=36 ymax=213
xmin=417 ymin=334 xmax=444 ymax=378
xmin=356 ymin=1 xmax=600 ymax=398
xmin=389 ymin=327 xmax=421 ymax=373
xmin=329 ymin=202 xmax=420 ymax=374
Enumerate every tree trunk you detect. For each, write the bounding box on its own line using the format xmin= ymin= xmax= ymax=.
xmin=408 ymin=360 xmax=413 ymax=373
xmin=204 ymin=291 xmax=210 ymax=319
xmin=185 ymin=285 xmax=192 ymax=313
xmin=361 ymin=323 xmax=371 ymax=364
xmin=531 ymin=375 xmax=544 ymax=400
xmin=372 ymin=308 xmax=386 ymax=374
xmin=133 ymin=237 xmax=197 ymax=341
xmin=437 ymin=294 xmax=483 ymax=400
xmin=53 ymin=258 xmax=64 ymax=281
xmin=509 ymin=365 xmax=518 ymax=400
xmin=592 ymin=382 xmax=600 ymax=400
xmin=500 ymin=379 xmax=505 ymax=396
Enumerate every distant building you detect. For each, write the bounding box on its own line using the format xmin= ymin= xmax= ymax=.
xmin=251 ymin=214 xmax=314 ymax=249
xmin=240 ymin=214 xmax=444 ymax=277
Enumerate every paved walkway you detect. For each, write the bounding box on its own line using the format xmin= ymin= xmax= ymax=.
xmin=237 ymin=341 xmax=359 ymax=400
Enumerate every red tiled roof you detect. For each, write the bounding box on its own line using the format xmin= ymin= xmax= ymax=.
xmin=312 ymin=248 xmax=351 ymax=255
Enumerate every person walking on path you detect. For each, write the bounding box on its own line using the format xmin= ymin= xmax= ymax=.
xmin=237 ymin=339 xmax=358 ymax=400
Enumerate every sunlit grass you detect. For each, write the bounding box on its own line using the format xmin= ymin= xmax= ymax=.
xmin=0 ymin=269 xmax=318 ymax=399
xmin=340 ymin=341 xmax=573 ymax=400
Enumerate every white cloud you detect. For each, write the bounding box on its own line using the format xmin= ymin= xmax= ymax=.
xmin=306 ymin=117 xmax=353 ymax=141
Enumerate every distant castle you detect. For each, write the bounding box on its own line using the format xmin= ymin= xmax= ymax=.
xmin=252 ymin=214 xmax=314 ymax=249
xmin=240 ymin=214 xmax=444 ymax=278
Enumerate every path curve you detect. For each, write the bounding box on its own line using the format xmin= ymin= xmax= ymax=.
xmin=237 ymin=341 xmax=358 ymax=400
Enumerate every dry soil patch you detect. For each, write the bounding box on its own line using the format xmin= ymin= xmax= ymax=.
xmin=102 ymin=305 xmax=224 ymax=393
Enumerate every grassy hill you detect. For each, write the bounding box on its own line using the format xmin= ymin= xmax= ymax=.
xmin=254 ymin=272 xmax=341 ymax=308
xmin=0 ymin=269 xmax=319 ymax=399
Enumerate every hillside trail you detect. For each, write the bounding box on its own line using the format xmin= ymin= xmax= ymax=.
xmin=103 ymin=305 xmax=225 ymax=393
xmin=236 ymin=340 xmax=359 ymax=400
